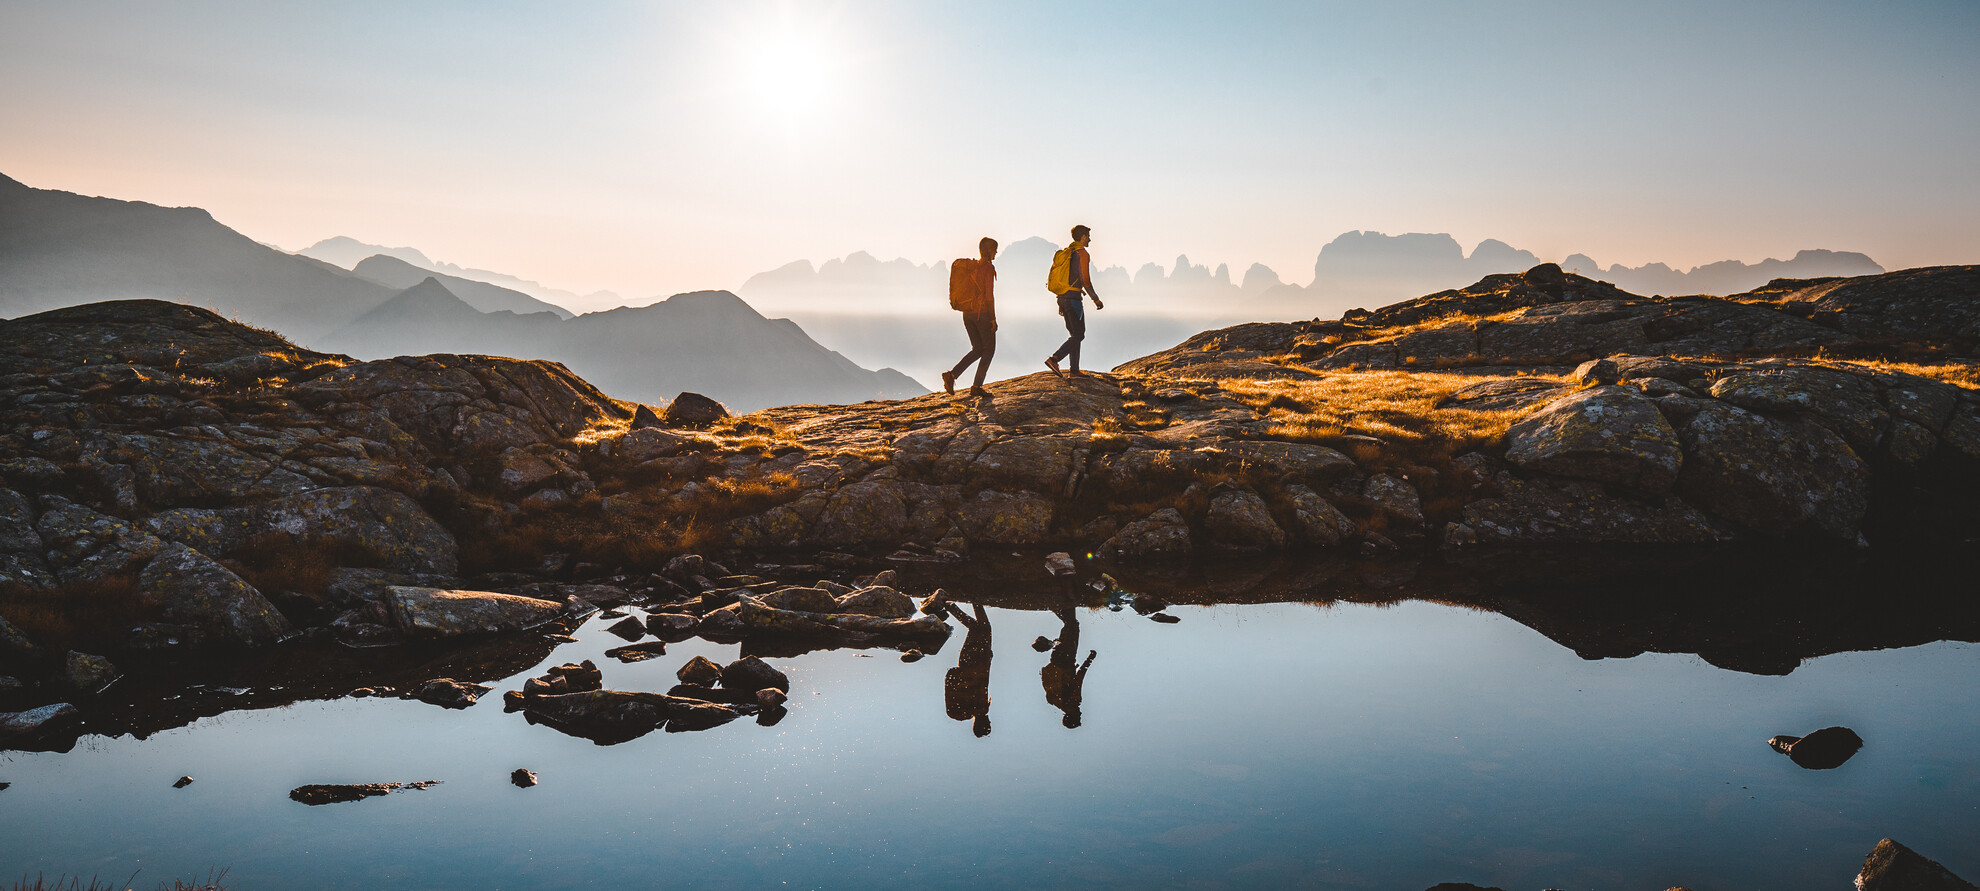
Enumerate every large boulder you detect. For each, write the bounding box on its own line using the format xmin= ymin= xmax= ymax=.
xmin=1708 ymin=363 xmax=1888 ymax=453
xmin=1504 ymin=385 xmax=1684 ymax=492
xmin=966 ymin=435 xmax=1081 ymax=494
xmin=0 ymin=703 xmax=79 ymax=743
xmin=149 ymin=486 xmax=458 ymax=575
xmin=1214 ymin=441 xmax=1356 ymax=485
xmin=35 ymin=496 xmax=166 ymax=584
xmin=1098 ymin=508 xmax=1192 ymax=560
xmin=1283 ymin=483 xmax=1356 ymax=547
xmin=1456 ymin=475 xmax=1730 ymax=546
xmin=382 ymin=587 xmax=565 ymax=637
xmin=1675 ymin=402 xmax=1871 ymax=541
xmin=107 ymin=433 xmax=314 ymax=506
xmin=1204 ymin=489 xmax=1285 ymax=550
xmin=834 ymin=586 xmax=916 ymax=618
xmin=956 ymin=489 xmax=1053 ymax=545
xmin=138 ymin=543 xmax=294 ymax=646
xmin=663 ymin=392 xmax=730 ymax=429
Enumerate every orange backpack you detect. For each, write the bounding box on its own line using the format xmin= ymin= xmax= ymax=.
xmin=949 ymin=258 xmax=982 ymax=312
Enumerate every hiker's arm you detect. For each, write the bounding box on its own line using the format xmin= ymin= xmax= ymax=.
xmin=1081 ymin=252 xmax=1103 ymax=308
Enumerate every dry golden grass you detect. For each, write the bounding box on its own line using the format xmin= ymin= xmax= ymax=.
xmin=1821 ymin=358 xmax=1980 ymax=390
xmin=1220 ymin=370 xmax=1572 ymax=476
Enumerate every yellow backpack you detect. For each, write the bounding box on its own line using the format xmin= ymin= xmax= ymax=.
xmin=1047 ymin=246 xmax=1081 ymax=294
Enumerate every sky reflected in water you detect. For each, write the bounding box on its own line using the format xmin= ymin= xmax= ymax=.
xmin=4 ymin=599 xmax=1976 ymax=889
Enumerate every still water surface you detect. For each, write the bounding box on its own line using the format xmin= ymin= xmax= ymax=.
xmin=4 ymin=588 xmax=1977 ymax=889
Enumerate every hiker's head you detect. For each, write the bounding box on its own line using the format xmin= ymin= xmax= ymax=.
xmin=979 ymin=236 xmax=998 ymax=261
xmin=1070 ymin=225 xmax=1091 ymax=246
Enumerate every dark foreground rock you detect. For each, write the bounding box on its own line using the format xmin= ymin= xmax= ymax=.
xmin=1858 ymin=838 xmax=1977 ymax=891
xmin=1768 ymin=725 xmax=1865 ymax=769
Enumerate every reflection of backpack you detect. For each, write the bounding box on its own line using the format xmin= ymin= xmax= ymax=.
xmin=948 ymin=258 xmax=981 ymax=312
xmin=1047 ymin=247 xmax=1078 ymax=294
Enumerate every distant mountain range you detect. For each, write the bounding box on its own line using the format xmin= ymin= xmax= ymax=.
xmin=322 ymin=278 xmax=923 ymax=413
xmin=740 ymin=231 xmax=1884 ymax=322
xmin=297 ymin=235 xmax=613 ymax=315
xmin=0 ymin=173 xmax=921 ymax=411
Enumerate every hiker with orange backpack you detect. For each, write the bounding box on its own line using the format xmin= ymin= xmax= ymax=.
xmin=941 ymin=236 xmax=999 ymax=397
xmin=1045 ymin=224 xmax=1104 ymax=377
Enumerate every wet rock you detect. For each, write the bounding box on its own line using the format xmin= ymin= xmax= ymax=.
xmin=522 ymin=676 xmax=568 ymax=697
xmin=406 ymin=678 xmax=491 ymax=709
xmin=511 ymin=768 xmax=538 ymax=788
xmin=1098 ymin=507 xmax=1192 ymax=560
xmin=383 ymin=586 xmax=566 ymax=637
xmin=1504 ymin=385 xmax=1683 ymax=492
xmin=720 ymin=655 xmax=790 ymax=694
xmin=1283 ymin=483 xmax=1356 ymax=547
xmin=0 ymin=703 xmax=79 ymax=741
xmin=835 ymin=586 xmax=916 ymax=618
xmin=605 ymin=616 xmax=646 ymax=641
xmin=756 ymin=687 xmax=788 ymax=708
xmin=138 ymin=543 xmax=294 ymax=646
xmin=63 ymin=651 xmax=119 ymax=694
xmin=519 ymin=690 xmax=673 ymax=743
xmin=1045 ymin=552 xmax=1077 ymax=576
xmin=604 ymin=641 xmax=669 ymax=662
xmin=918 ymin=589 xmax=951 ymax=615
xmin=1032 ymin=636 xmax=1055 ymax=652
xmin=173 ymin=776 xmax=194 ymax=788
xmin=1361 ymin=474 xmax=1425 ymax=528
xmin=1204 ymin=488 xmax=1285 ymax=550
xmin=545 ymin=661 xmax=602 ymax=693
xmin=643 ymin=612 xmax=699 ymax=639
xmin=1150 ymin=613 xmax=1182 ymax=624
xmin=288 ymin=780 xmax=440 ymax=806
xmin=1857 ymin=838 xmax=1976 ymax=891
xmin=677 ymin=655 xmax=724 ymax=687
xmin=663 ymin=392 xmax=729 ymax=428
xmin=666 ymin=699 xmax=742 ymax=732
xmin=1130 ymin=595 xmax=1170 ymax=615
xmin=1675 ymin=402 xmax=1870 ymax=541
xmin=1767 ymin=725 xmax=1864 ymax=770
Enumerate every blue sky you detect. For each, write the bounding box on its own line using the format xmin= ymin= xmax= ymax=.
xmin=3 ymin=0 xmax=1975 ymax=305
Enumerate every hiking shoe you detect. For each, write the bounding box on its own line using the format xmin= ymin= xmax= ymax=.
xmin=1045 ymin=356 xmax=1062 ymax=377
xmin=969 ymin=385 xmax=988 ymax=397
xmin=941 ymin=370 xmax=956 ymax=395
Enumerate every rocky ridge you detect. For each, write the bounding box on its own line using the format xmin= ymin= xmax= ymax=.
xmin=0 ymin=266 xmax=1976 ymax=724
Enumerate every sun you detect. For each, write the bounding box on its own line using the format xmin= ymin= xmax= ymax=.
xmin=737 ymin=16 xmax=842 ymax=127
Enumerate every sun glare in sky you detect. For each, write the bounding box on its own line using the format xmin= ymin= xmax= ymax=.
xmin=729 ymin=7 xmax=847 ymax=137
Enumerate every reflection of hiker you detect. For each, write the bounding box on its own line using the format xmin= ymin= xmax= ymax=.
xmin=1045 ymin=225 xmax=1104 ymax=377
xmin=942 ymin=237 xmax=999 ymax=397
xmin=1040 ymin=606 xmax=1097 ymax=728
xmin=943 ymin=602 xmax=993 ymax=737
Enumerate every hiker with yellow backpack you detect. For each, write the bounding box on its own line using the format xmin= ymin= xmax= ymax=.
xmin=942 ymin=236 xmax=999 ymax=397
xmin=1046 ymin=224 xmax=1104 ymax=377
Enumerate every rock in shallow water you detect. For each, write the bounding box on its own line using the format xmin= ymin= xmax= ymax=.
xmin=1857 ymin=837 xmax=1976 ymax=891
xmin=1767 ymin=725 xmax=1863 ymax=770
xmin=288 ymin=780 xmax=440 ymax=806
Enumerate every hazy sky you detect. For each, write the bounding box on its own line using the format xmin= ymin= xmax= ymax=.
xmin=4 ymin=0 xmax=1976 ymax=307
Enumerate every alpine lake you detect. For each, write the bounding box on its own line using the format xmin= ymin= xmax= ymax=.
xmin=4 ymin=544 xmax=1977 ymax=890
